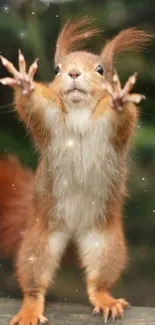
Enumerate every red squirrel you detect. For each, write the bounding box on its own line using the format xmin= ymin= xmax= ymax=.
xmin=0 ymin=16 xmax=152 ymax=324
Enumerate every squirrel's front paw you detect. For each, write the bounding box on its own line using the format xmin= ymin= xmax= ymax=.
xmin=102 ymin=71 xmax=145 ymax=112
xmin=0 ymin=50 xmax=38 ymax=95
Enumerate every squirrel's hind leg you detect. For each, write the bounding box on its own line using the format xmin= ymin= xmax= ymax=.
xmin=10 ymin=220 xmax=69 ymax=325
xmin=76 ymin=224 xmax=128 ymax=322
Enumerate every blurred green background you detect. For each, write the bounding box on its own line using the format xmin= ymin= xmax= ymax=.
xmin=0 ymin=0 xmax=155 ymax=308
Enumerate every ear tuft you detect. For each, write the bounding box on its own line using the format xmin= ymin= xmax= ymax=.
xmin=55 ymin=16 xmax=100 ymax=63
xmin=101 ymin=28 xmax=153 ymax=78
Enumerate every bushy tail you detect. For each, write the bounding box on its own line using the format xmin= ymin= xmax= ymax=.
xmin=0 ymin=155 xmax=34 ymax=257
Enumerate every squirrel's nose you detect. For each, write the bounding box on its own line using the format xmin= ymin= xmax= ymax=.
xmin=68 ymin=69 xmax=81 ymax=79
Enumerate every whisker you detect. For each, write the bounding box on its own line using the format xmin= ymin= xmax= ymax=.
xmin=140 ymin=111 xmax=155 ymax=118
xmin=0 ymin=108 xmax=16 ymax=114
xmin=0 ymin=101 xmax=15 ymax=109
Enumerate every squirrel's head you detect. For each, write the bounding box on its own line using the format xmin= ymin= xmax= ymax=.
xmin=52 ymin=51 xmax=105 ymax=109
xmin=51 ymin=16 xmax=151 ymax=111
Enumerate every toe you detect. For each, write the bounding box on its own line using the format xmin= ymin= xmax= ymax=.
xmin=28 ymin=59 xmax=38 ymax=81
xmin=92 ymin=306 xmax=100 ymax=315
xmin=39 ymin=315 xmax=48 ymax=324
xmin=113 ymin=70 xmax=121 ymax=93
xmin=9 ymin=314 xmax=20 ymax=325
xmin=111 ymin=306 xmax=118 ymax=321
xmin=118 ymin=298 xmax=129 ymax=308
xmin=0 ymin=77 xmax=18 ymax=87
xmin=0 ymin=56 xmax=20 ymax=78
xmin=121 ymin=72 xmax=137 ymax=97
xmin=125 ymin=93 xmax=145 ymax=104
xmin=103 ymin=307 xmax=110 ymax=323
xmin=18 ymin=49 xmax=26 ymax=76
xmin=115 ymin=302 xmax=124 ymax=318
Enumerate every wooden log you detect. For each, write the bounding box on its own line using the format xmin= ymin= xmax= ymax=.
xmin=0 ymin=298 xmax=155 ymax=324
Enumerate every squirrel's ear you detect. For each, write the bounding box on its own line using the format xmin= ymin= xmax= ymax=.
xmin=55 ymin=16 xmax=100 ymax=64
xmin=100 ymin=28 xmax=152 ymax=79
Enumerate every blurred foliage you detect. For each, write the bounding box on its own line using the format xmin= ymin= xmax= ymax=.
xmin=0 ymin=0 xmax=155 ymax=307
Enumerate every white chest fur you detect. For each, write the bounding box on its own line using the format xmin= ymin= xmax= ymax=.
xmin=44 ymin=108 xmax=119 ymax=233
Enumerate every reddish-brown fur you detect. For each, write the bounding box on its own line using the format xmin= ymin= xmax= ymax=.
xmin=0 ymin=154 xmax=80 ymax=272
xmin=101 ymin=28 xmax=152 ymax=79
xmin=0 ymin=155 xmax=34 ymax=257
xmin=55 ymin=16 xmax=100 ymax=63
xmin=0 ymin=16 xmax=152 ymax=325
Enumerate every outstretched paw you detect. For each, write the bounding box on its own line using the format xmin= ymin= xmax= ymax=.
xmin=0 ymin=50 xmax=38 ymax=95
xmin=102 ymin=71 xmax=145 ymax=112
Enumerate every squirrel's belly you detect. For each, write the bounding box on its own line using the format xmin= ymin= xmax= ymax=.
xmin=54 ymin=190 xmax=104 ymax=232
xmin=50 ymin=130 xmax=119 ymax=232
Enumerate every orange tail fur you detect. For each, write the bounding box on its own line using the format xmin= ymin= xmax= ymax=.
xmin=0 ymin=155 xmax=34 ymax=257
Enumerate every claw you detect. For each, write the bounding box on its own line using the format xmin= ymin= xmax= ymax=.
xmin=113 ymin=70 xmax=121 ymax=92
xmin=39 ymin=315 xmax=48 ymax=324
xmin=0 ymin=77 xmax=18 ymax=87
xmin=111 ymin=306 xmax=117 ymax=322
xmin=115 ymin=302 xmax=124 ymax=317
xmin=0 ymin=56 xmax=8 ymax=67
xmin=18 ymin=49 xmax=26 ymax=75
xmin=125 ymin=93 xmax=145 ymax=104
xmin=103 ymin=307 xmax=110 ymax=323
xmin=0 ymin=55 xmax=20 ymax=78
xmin=121 ymin=72 xmax=138 ymax=97
xmin=28 ymin=58 xmax=39 ymax=81
xmin=92 ymin=307 xmax=100 ymax=315
xmin=118 ymin=298 xmax=129 ymax=308
xmin=129 ymin=72 xmax=138 ymax=85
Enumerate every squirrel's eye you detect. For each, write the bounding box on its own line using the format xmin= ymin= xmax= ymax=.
xmin=54 ymin=66 xmax=60 ymax=75
xmin=95 ymin=65 xmax=104 ymax=76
